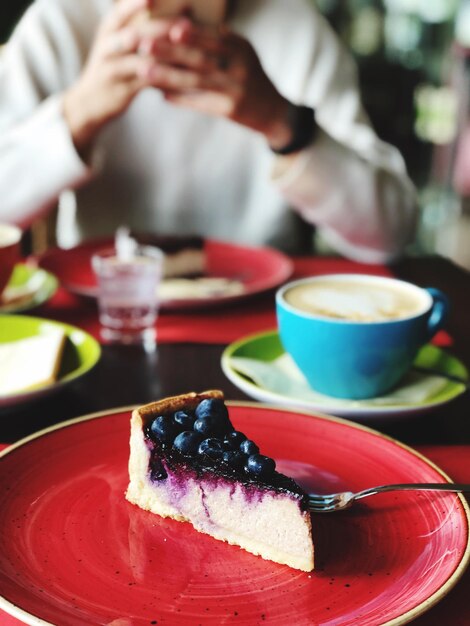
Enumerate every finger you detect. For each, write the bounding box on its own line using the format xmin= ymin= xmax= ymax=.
xmin=146 ymin=20 xmax=241 ymax=75
xmin=135 ymin=19 xmax=180 ymax=56
xmin=147 ymin=40 xmax=219 ymax=73
xmin=167 ymin=23 xmax=244 ymax=75
xmin=168 ymin=18 xmax=221 ymax=42
xmin=142 ymin=63 xmax=229 ymax=92
xmin=170 ymin=21 xmax=243 ymax=56
xmin=103 ymin=27 xmax=140 ymax=59
xmin=107 ymin=53 xmax=155 ymax=81
xmin=103 ymin=0 xmax=151 ymax=34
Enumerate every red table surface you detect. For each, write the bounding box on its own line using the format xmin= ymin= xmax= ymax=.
xmin=34 ymin=257 xmax=452 ymax=346
xmin=0 ymin=443 xmax=468 ymax=626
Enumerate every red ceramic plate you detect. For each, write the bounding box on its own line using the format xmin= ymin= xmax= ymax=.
xmin=0 ymin=404 xmax=468 ymax=626
xmin=37 ymin=238 xmax=293 ymax=310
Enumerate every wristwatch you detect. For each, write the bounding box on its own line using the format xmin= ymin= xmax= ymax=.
xmin=270 ymin=103 xmax=317 ymax=155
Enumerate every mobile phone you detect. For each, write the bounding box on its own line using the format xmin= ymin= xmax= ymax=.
xmin=148 ymin=0 xmax=226 ymax=25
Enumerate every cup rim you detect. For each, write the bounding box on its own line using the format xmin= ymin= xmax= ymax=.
xmin=276 ymin=274 xmax=433 ymax=325
xmin=0 ymin=224 xmax=22 ymax=247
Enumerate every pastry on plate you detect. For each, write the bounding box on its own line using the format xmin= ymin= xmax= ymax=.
xmin=126 ymin=390 xmax=314 ymax=571
xmin=157 ymin=235 xmax=205 ymax=278
xmin=0 ymin=328 xmax=66 ymax=396
xmin=159 ymin=277 xmax=245 ymax=300
xmin=122 ymin=233 xmax=206 ymax=278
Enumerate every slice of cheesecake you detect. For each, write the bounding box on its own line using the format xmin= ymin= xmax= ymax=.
xmin=0 ymin=328 xmax=66 ymax=396
xmin=126 ymin=390 xmax=314 ymax=572
xmin=158 ymin=235 xmax=205 ymax=279
xmin=133 ymin=234 xmax=205 ymax=279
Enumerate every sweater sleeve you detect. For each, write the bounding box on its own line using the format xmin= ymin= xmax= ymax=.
xmin=271 ymin=128 xmax=417 ymax=264
xmin=0 ymin=0 xmax=101 ymax=228
xmin=254 ymin=0 xmax=418 ymax=263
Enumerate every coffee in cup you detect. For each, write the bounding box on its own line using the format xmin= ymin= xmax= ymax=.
xmin=283 ymin=277 xmax=425 ymax=322
xmin=276 ymin=274 xmax=449 ymax=399
xmin=0 ymin=223 xmax=21 ymax=296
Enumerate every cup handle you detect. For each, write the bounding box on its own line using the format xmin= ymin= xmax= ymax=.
xmin=425 ymin=288 xmax=449 ymax=340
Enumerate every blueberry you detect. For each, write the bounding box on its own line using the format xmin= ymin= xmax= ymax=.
xmin=239 ymin=439 xmax=259 ymax=456
xmin=198 ymin=438 xmax=224 ymax=460
xmin=150 ymin=415 xmax=179 ymax=444
xmin=222 ymin=450 xmax=246 ymax=470
xmin=174 ymin=410 xmax=195 ymax=429
xmin=195 ymin=398 xmax=229 ymax=421
xmin=245 ymin=454 xmax=276 ymax=477
xmin=193 ymin=415 xmax=219 ymax=436
xmin=173 ymin=431 xmax=202 ymax=455
xmin=216 ymin=419 xmax=233 ymax=437
xmin=223 ymin=431 xmax=246 ymax=450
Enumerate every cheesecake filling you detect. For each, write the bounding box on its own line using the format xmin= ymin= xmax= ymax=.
xmin=127 ymin=442 xmax=313 ymax=569
xmin=130 ymin=436 xmax=313 ymax=569
xmin=146 ymin=437 xmax=307 ymax=509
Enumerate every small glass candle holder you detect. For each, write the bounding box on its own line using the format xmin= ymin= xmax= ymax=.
xmin=92 ymin=245 xmax=163 ymax=351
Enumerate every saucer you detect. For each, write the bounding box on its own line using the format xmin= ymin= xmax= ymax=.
xmin=0 ymin=264 xmax=58 ymax=313
xmin=221 ymin=330 xmax=468 ymax=420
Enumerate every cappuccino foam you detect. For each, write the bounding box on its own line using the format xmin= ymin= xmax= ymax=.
xmin=284 ymin=279 xmax=424 ymax=322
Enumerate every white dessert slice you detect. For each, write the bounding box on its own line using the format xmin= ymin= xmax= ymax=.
xmin=0 ymin=328 xmax=66 ymax=395
xmin=159 ymin=277 xmax=245 ymax=300
xmin=126 ymin=390 xmax=314 ymax=572
xmin=162 ymin=248 xmax=205 ymax=279
xmin=116 ymin=230 xmax=206 ymax=279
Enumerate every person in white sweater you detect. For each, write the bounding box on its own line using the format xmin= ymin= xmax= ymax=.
xmin=0 ymin=0 xmax=416 ymax=261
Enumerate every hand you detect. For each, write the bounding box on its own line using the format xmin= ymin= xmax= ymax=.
xmin=63 ymin=0 xmax=162 ymax=159
xmin=140 ymin=18 xmax=294 ymax=149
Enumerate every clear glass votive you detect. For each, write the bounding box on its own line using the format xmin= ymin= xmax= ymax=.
xmin=92 ymin=245 xmax=163 ymax=350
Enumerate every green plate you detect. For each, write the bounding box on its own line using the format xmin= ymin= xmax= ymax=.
xmin=221 ymin=330 xmax=468 ymax=420
xmin=0 ymin=264 xmax=58 ymax=314
xmin=0 ymin=315 xmax=101 ymax=409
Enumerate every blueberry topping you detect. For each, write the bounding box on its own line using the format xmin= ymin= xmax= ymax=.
xmin=150 ymin=415 xmax=179 ymax=444
xmin=174 ymin=410 xmax=195 ymax=429
xmin=245 ymin=454 xmax=276 ymax=478
xmin=223 ymin=431 xmax=246 ymax=450
xmin=148 ymin=398 xmax=278 ymax=479
xmin=198 ymin=438 xmax=224 ymax=460
xmin=173 ymin=431 xmax=202 ymax=455
xmin=245 ymin=454 xmax=276 ymax=477
xmin=195 ymin=398 xmax=229 ymax=421
xmin=150 ymin=456 xmax=167 ymax=481
xmin=239 ymin=439 xmax=259 ymax=456
xmin=193 ymin=415 xmax=218 ymax=436
xmin=222 ymin=450 xmax=246 ymax=470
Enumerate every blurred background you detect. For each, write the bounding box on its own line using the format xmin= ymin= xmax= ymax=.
xmin=2 ymin=0 xmax=469 ymax=268
xmin=316 ymin=0 xmax=470 ymax=271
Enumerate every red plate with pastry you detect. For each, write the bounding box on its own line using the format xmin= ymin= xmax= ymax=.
xmin=37 ymin=237 xmax=294 ymax=310
xmin=0 ymin=396 xmax=468 ymax=626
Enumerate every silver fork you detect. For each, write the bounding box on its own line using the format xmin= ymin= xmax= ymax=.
xmin=308 ymin=483 xmax=470 ymax=513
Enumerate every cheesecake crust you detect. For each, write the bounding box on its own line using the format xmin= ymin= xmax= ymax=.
xmin=136 ymin=390 xmax=224 ymax=425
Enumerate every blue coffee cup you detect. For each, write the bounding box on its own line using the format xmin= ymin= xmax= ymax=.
xmin=276 ymin=274 xmax=449 ymax=400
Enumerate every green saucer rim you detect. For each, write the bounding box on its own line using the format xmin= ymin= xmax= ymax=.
xmin=222 ymin=329 xmax=468 ymax=409
xmin=0 ymin=314 xmax=101 ymax=399
xmin=0 ymin=263 xmax=58 ymax=314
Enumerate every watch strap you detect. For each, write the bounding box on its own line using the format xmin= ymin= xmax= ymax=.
xmin=270 ymin=104 xmax=317 ymax=156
